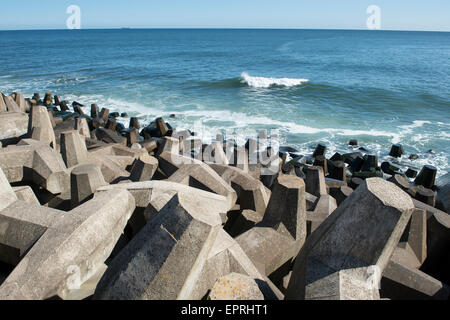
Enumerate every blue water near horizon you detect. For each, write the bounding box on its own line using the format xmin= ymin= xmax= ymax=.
xmin=0 ymin=29 xmax=449 ymax=176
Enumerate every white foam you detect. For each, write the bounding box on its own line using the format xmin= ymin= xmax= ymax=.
xmin=240 ymin=72 xmax=309 ymax=88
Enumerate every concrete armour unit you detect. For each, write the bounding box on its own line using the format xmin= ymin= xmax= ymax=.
xmin=0 ymin=92 xmax=6 ymax=112
xmin=0 ymin=167 xmax=17 ymax=211
xmin=3 ymin=95 xmax=20 ymax=112
xmin=12 ymin=186 xmax=40 ymax=205
xmin=437 ymin=172 xmax=450 ymax=214
xmin=236 ymin=174 xmax=307 ymax=277
xmin=0 ymin=140 xmax=69 ymax=195
xmin=209 ymin=273 xmax=271 ymax=300
xmin=286 ymin=178 xmax=414 ymax=300
xmin=0 ymin=112 xmax=28 ymax=141
xmin=208 ymin=163 xmax=271 ymax=214
xmin=188 ymin=229 xmax=282 ymax=300
xmin=71 ymin=163 xmax=107 ymax=207
xmin=93 ymin=192 xmax=222 ymax=300
xmin=0 ymin=189 xmax=136 ymax=300
xmin=307 ymin=194 xmax=338 ymax=234
xmin=156 ymin=136 xmax=179 ymax=156
xmin=60 ymin=130 xmax=89 ymax=168
xmin=129 ymin=154 xmax=158 ymax=182
xmin=159 ymin=151 xmax=237 ymax=210
xmin=74 ymin=117 xmax=90 ymax=139
xmin=28 ymin=105 xmax=56 ymax=149
xmin=305 ymin=166 xmax=327 ymax=198
xmin=203 ymin=141 xmax=229 ymax=165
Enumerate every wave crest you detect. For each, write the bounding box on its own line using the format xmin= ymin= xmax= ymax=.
xmin=240 ymin=72 xmax=309 ymax=88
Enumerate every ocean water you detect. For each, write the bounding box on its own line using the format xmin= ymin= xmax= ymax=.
xmin=0 ymin=29 xmax=449 ymax=175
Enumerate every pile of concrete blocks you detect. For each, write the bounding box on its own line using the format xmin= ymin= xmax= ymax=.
xmin=0 ymin=92 xmax=449 ymax=301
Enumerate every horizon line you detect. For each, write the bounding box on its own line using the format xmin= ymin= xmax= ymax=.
xmin=0 ymin=27 xmax=449 ymax=33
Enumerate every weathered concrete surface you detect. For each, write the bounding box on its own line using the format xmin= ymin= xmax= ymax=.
xmin=129 ymin=154 xmax=158 ymax=182
xmin=0 ymin=189 xmax=135 ymax=300
xmin=209 ymin=163 xmax=270 ymax=214
xmin=0 ymin=92 xmax=6 ymax=112
xmin=307 ymin=195 xmax=338 ymax=234
xmin=0 ymin=168 xmax=17 ymax=211
xmin=0 ymin=112 xmax=28 ymax=141
xmin=236 ymin=175 xmax=307 ymax=277
xmin=203 ymin=141 xmax=229 ymax=165
xmin=381 ymin=257 xmax=450 ymax=300
xmin=187 ymin=229 xmax=282 ymax=300
xmin=286 ymin=178 xmax=414 ymax=300
xmin=227 ymin=209 xmax=264 ymax=237
xmin=93 ymin=192 xmax=222 ymax=300
xmin=74 ymin=117 xmax=90 ymax=139
xmin=0 ymin=141 xmax=70 ymax=195
xmin=70 ymin=164 xmax=107 ymax=207
xmin=437 ymin=172 xmax=450 ymax=214
xmin=60 ymin=130 xmax=89 ymax=168
xmin=209 ymin=273 xmax=268 ymax=300
xmin=96 ymin=180 xmax=230 ymax=222
xmin=28 ymin=105 xmax=56 ymax=149
xmin=161 ymin=152 xmax=237 ymax=210
xmin=14 ymin=93 xmax=28 ymax=113
xmin=3 ymin=95 xmax=20 ymax=112
xmin=12 ymin=186 xmax=40 ymax=205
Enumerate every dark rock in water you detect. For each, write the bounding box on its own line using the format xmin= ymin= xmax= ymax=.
xmin=381 ymin=161 xmax=401 ymax=175
xmin=414 ymin=165 xmax=437 ymax=189
xmin=289 ymin=155 xmax=306 ymax=167
xmin=92 ymin=117 xmax=105 ymax=129
xmin=352 ymin=170 xmax=383 ymax=179
xmin=120 ymin=112 xmax=128 ymax=118
xmin=279 ymin=146 xmax=298 ymax=154
xmin=129 ymin=117 xmax=140 ymax=130
xmin=349 ymin=139 xmax=358 ymax=146
xmin=313 ymin=155 xmax=328 ymax=175
xmin=405 ymin=168 xmax=418 ymax=178
xmin=73 ymin=104 xmax=84 ymax=115
xmin=90 ymin=104 xmax=99 ymax=118
xmin=32 ymin=93 xmax=42 ymax=105
xmin=389 ymin=144 xmax=404 ymax=158
xmin=414 ymin=186 xmax=436 ymax=207
xmin=358 ymin=146 xmax=370 ymax=153
xmin=426 ymin=149 xmax=435 ymax=154
xmin=140 ymin=139 xmax=159 ymax=153
xmin=349 ymin=156 xmax=364 ymax=172
xmin=330 ymin=152 xmax=344 ymax=162
xmin=348 ymin=177 xmax=363 ymax=190
xmin=110 ymin=112 xmax=120 ymax=118
xmin=408 ymin=154 xmax=419 ymax=160
xmin=312 ymin=143 xmax=326 ymax=158
xmin=59 ymin=101 xmax=70 ymax=112
xmin=54 ymin=95 xmax=61 ymax=106
xmin=328 ymin=160 xmax=346 ymax=182
xmin=116 ymin=122 xmax=125 ymax=132
xmin=140 ymin=117 xmax=172 ymax=139
xmin=43 ymin=91 xmax=53 ymax=107
xmin=169 ymin=114 xmax=176 ymax=118
xmin=72 ymin=101 xmax=84 ymax=107
xmin=343 ymin=152 xmax=363 ymax=165
xmin=361 ymin=154 xmax=378 ymax=172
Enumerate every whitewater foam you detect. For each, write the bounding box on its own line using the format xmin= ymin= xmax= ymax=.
xmin=240 ymin=72 xmax=309 ymax=88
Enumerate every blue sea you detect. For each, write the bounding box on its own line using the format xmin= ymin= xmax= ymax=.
xmin=0 ymin=29 xmax=449 ymax=175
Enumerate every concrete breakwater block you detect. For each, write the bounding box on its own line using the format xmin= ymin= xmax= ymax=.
xmin=286 ymin=178 xmax=414 ymax=300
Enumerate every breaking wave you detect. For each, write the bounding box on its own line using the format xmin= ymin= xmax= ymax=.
xmin=240 ymin=72 xmax=309 ymax=88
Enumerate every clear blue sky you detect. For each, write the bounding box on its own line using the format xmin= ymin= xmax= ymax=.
xmin=0 ymin=0 xmax=449 ymax=31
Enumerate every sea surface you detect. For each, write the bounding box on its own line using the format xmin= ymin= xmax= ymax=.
xmin=0 ymin=29 xmax=449 ymax=175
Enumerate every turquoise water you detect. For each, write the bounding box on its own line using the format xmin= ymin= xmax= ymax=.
xmin=0 ymin=29 xmax=449 ymax=175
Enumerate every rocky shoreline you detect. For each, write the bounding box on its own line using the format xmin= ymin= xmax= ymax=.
xmin=0 ymin=90 xmax=449 ymax=300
